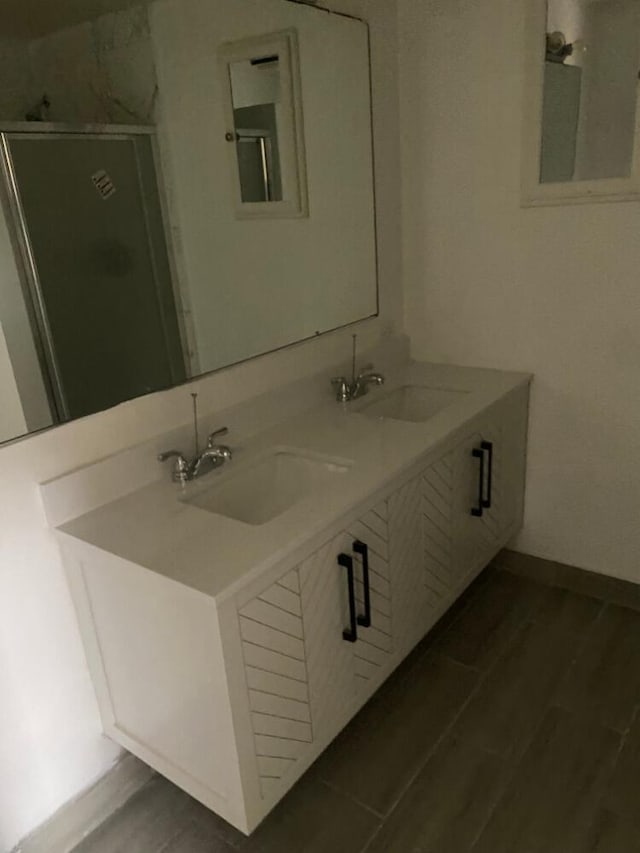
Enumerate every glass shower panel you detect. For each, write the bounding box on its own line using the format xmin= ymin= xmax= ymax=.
xmin=7 ymin=134 xmax=185 ymax=420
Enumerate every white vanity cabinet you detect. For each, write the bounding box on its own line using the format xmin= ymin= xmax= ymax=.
xmin=220 ymin=385 xmax=529 ymax=828
xmin=54 ymin=371 xmax=530 ymax=836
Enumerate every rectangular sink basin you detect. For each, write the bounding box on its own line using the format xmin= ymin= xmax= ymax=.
xmin=360 ymin=385 xmax=468 ymax=423
xmin=183 ymin=449 xmax=351 ymax=526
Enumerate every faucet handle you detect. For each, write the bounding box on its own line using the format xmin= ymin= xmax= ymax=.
xmin=207 ymin=426 xmax=229 ymax=447
xmin=158 ymin=450 xmax=190 ymax=483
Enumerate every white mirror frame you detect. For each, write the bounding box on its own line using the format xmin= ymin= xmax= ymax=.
xmin=521 ymin=0 xmax=640 ymax=207
xmin=218 ymin=29 xmax=308 ymax=219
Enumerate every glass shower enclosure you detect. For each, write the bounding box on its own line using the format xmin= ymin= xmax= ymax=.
xmin=0 ymin=124 xmax=187 ymax=428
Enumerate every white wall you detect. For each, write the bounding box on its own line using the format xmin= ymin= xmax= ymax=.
xmin=399 ymin=0 xmax=640 ymax=583
xmin=0 ymin=8 xmax=155 ymax=123
xmin=0 ymin=0 xmax=401 ymax=848
xmin=27 ymin=5 xmax=157 ymax=124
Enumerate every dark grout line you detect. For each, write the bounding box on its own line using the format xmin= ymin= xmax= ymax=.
xmin=424 ymin=646 xmax=483 ymax=673
xmin=317 ymin=776 xmax=385 ymax=820
xmin=156 ymin=822 xmax=201 ymax=853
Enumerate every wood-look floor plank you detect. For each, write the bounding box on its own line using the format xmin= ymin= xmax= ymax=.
xmin=576 ymin=809 xmax=640 ymax=853
xmin=471 ymin=707 xmax=621 ymax=853
xmin=313 ymin=652 xmax=478 ymax=816
xmin=365 ymin=736 xmax=509 ymax=853
xmin=529 ymin=585 xmax=603 ymax=633
xmin=72 ymin=777 xmax=203 ymax=853
xmin=555 ymin=604 xmax=640 ymax=731
xmin=603 ymin=711 xmax=640 ymax=821
xmin=453 ymin=620 xmax=583 ymax=760
xmin=159 ymin=820 xmax=236 ymax=853
xmin=431 ymin=570 xmax=545 ymax=670
xmin=238 ymin=776 xmax=379 ymax=853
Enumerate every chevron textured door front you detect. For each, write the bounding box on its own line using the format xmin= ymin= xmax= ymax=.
xmin=238 ymin=566 xmax=314 ymax=799
xmin=236 ymin=502 xmax=398 ymax=798
xmin=388 ymin=474 xmax=429 ymax=656
xmin=345 ymin=501 xmax=394 ymax=695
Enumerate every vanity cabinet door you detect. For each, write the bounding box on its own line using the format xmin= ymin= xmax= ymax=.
xmin=237 ymin=566 xmax=317 ymax=800
xmin=387 ymin=474 xmax=430 ymax=657
xmin=419 ymin=450 xmax=458 ymax=629
xmin=296 ymin=503 xmax=396 ymax=735
xmin=453 ymin=392 xmax=526 ymax=580
xmin=343 ymin=503 xmax=395 ymax=698
xmin=454 ymin=428 xmax=503 ymax=578
xmin=236 ymin=506 xmax=395 ymax=799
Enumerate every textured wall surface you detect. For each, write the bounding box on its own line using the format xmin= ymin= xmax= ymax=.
xmin=0 ymin=37 xmax=32 ymax=119
xmin=0 ymin=6 xmax=156 ymax=124
xmin=27 ymin=5 xmax=157 ymax=124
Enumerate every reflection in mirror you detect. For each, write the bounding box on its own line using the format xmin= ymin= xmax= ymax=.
xmin=0 ymin=132 xmax=185 ymax=431
xmin=541 ymin=0 xmax=640 ymax=183
xmin=230 ymin=56 xmax=283 ymax=203
xmin=220 ymin=29 xmax=307 ymax=217
xmin=0 ymin=0 xmax=377 ymax=447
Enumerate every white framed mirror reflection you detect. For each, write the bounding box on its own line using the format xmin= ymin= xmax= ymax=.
xmin=522 ymin=0 xmax=640 ymax=206
xmin=219 ymin=29 xmax=308 ymax=218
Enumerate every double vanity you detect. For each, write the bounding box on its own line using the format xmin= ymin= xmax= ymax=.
xmin=43 ymin=357 xmax=530 ymax=834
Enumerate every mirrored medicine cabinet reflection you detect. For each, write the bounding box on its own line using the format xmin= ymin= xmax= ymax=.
xmin=522 ymin=0 xmax=640 ymax=206
xmin=0 ymin=0 xmax=377 ymax=448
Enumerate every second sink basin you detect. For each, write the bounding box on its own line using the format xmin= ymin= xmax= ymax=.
xmin=183 ymin=449 xmax=351 ymax=526
xmin=360 ymin=385 xmax=468 ymax=423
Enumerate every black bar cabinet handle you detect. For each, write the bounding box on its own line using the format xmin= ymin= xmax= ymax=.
xmin=471 ymin=447 xmax=484 ymax=517
xmin=353 ymin=540 xmax=371 ymax=628
xmin=338 ymin=553 xmax=358 ymax=643
xmin=481 ymin=440 xmax=493 ymax=509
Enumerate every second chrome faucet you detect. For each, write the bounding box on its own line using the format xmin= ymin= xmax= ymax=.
xmin=331 ymin=334 xmax=385 ymax=402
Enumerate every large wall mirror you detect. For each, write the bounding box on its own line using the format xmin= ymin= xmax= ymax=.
xmin=522 ymin=0 xmax=640 ymax=205
xmin=0 ymin=0 xmax=377 ymax=446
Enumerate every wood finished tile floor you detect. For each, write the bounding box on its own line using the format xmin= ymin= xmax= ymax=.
xmin=72 ymin=564 xmax=640 ymax=853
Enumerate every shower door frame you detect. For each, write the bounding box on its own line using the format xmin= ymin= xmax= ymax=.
xmin=0 ymin=122 xmax=192 ymax=425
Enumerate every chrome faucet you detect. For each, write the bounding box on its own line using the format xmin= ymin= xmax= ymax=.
xmin=158 ymin=393 xmax=232 ymax=483
xmin=332 ymin=367 xmax=385 ymax=402
xmin=331 ymin=335 xmax=385 ymax=402
xmin=158 ymin=427 xmax=232 ymax=483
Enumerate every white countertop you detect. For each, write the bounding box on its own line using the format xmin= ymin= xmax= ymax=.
xmin=57 ymin=361 xmax=530 ymax=603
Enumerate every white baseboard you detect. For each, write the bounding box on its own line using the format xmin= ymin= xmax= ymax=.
xmin=12 ymin=753 xmax=155 ymax=853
